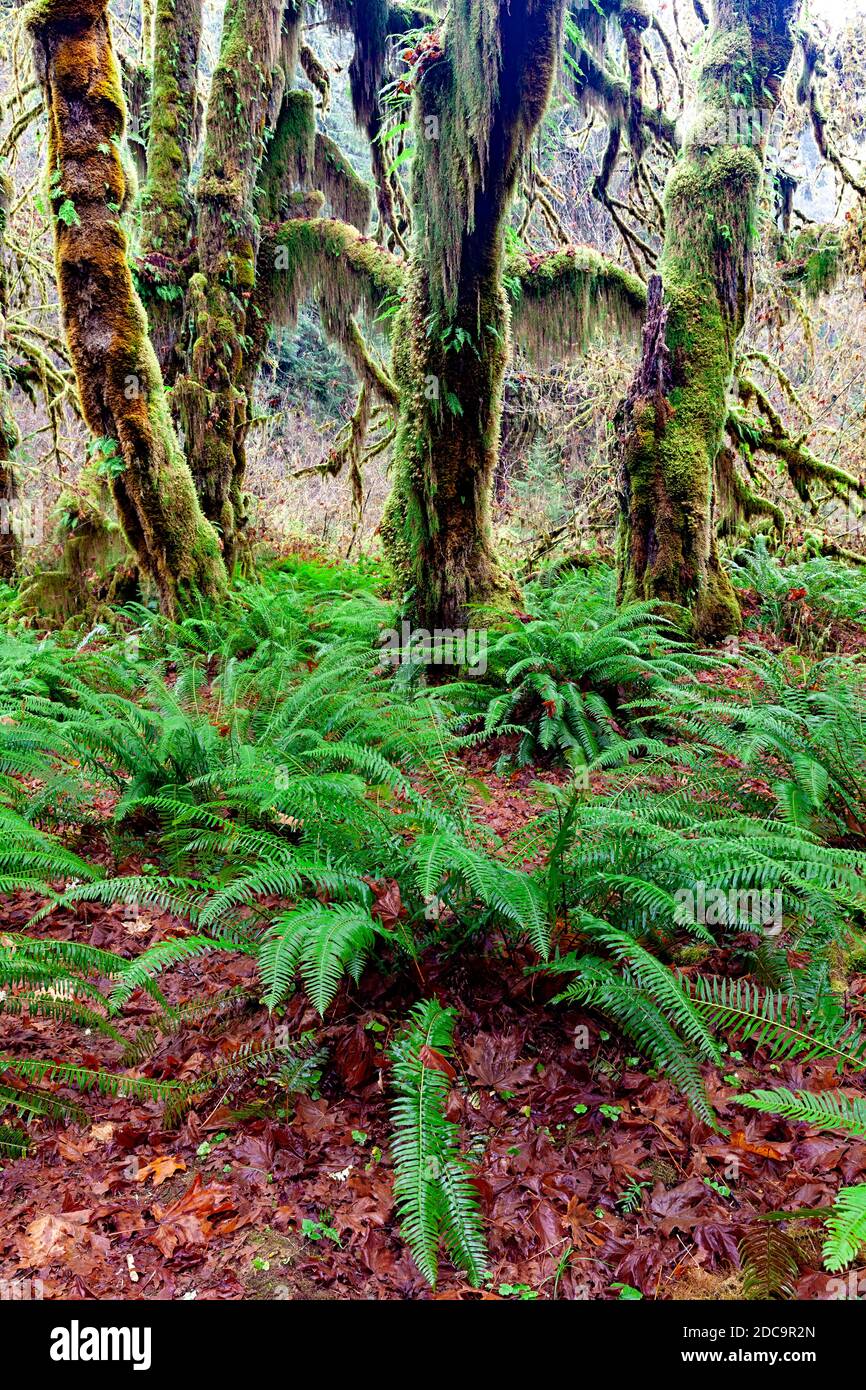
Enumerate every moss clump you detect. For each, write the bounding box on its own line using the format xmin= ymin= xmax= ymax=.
xmin=256 ymin=90 xmax=316 ymax=222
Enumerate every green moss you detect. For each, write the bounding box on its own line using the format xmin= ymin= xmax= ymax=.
xmin=508 ymin=245 xmax=647 ymax=359
xmin=311 ymin=132 xmax=372 ymax=232
xmin=256 ymin=89 xmax=316 ymax=222
xmin=27 ymin=0 xmax=226 ymax=615
xmin=616 ymin=0 xmax=800 ymax=641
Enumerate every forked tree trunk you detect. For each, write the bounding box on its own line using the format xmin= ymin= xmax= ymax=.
xmin=25 ymin=0 xmax=226 ymax=616
xmin=616 ymin=0 xmax=800 ymax=640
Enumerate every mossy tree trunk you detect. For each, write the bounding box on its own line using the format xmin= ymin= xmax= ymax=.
xmin=25 ymin=0 xmax=226 ymax=617
xmin=172 ymin=0 xmax=287 ymax=568
xmin=615 ymin=0 xmax=801 ymax=640
xmin=381 ymin=0 xmax=566 ymax=631
xmin=0 ymin=173 xmax=20 ymax=579
xmin=138 ymin=0 xmax=204 ymax=380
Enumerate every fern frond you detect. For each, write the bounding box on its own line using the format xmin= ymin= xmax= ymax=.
xmin=823 ymin=1185 xmax=866 ymax=1272
xmin=389 ymin=999 xmax=487 ymax=1287
xmin=740 ymin=1226 xmax=801 ymax=1298
xmin=737 ymin=1087 xmax=866 ymax=1136
xmin=259 ymin=902 xmax=379 ymax=1014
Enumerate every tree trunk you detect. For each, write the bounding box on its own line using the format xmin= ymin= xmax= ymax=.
xmin=0 ymin=172 xmax=20 ymax=580
xmin=25 ymin=0 xmax=226 ymax=617
xmin=616 ymin=0 xmax=800 ymax=640
xmin=173 ymin=0 xmax=287 ymax=568
xmin=138 ymin=0 xmax=204 ymax=381
xmin=381 ymin=0 xmax=566 ymax=631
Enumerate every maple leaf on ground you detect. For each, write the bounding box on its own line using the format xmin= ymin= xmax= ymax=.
xmin=135 ymin=1155 xmax=187 ymax=1186
xmin=149 ymin=1175 xmax=248 ymax=1258
xmin=23 ymin=1212 xmax=87 ymax=1264
xmin=464 ymin=1032 xmax=536 ymax=1091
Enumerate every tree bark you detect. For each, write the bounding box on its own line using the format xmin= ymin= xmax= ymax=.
xmin=381 ymin=0 xmax=566 ymax=631
xmin=616 ymin=0 xmax=801 ymax=640
xmin=25 ymin=0 xmax=226 ymax=617
xmin=0 ymin=172 xmax=20 ymax=580
xmin=173 ymin=0 xmax=287 ymax=568
xmin=138 ymin=0 xmax=204 ymax=380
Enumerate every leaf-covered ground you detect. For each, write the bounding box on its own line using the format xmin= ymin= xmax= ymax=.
xmin=3 ymin=704 xmax=865 ymax=1302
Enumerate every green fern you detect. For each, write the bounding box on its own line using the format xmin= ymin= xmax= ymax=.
xmin=390 ymin=999 xmax=488 ymax=1287
xmin=260 ymin=902 xmax=380 ymax=1015
xmin=739 ymin=1226 xmax=801 ymax=1299
xmin=823 ymin=1186 xmax=866 ymax=1272
xmin=685 ymin=976 xmax=866 ymax=1068
xmin=737 ymin=1087 xmax=866 ymax=1136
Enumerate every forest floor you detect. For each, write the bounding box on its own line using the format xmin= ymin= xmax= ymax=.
xmin=2 ymin=596 xmax=865 ymax=1301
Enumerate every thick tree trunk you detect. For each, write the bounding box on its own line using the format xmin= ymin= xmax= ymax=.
xmin=381 ymin=0 xmax=566 ymax=631
xmin=138 ymin=0 xmax=204 ymax=380
xmin=25 ymin=0 xmax=226 ymax=617
xmin=173 ymin=0 xmax=286 ymax=568
xmin=616 ymin=0 xmax=800 ymax=641
xmin=0 ymin=173 xmax=20 ymax=580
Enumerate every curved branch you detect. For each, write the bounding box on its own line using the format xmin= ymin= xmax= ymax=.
xmin=265 ymin=217 xmax=405 ymax=333
xmin=508 ymin=245 xmax=647 ymax=361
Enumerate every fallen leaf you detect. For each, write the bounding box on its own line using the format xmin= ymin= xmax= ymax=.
xmin=135 ymin=1155 xmax=187 ymax=1186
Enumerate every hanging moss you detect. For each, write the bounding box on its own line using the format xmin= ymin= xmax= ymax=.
xmin=267 ymin=217 xmax=404 ymax=333
xmin=322 ymin=0 xmax=390 ymax=129
xmin=312 ymin=133 xmax=372 ymax=232
xmin=24 ymin=0 xmax=226 ymax=616
xmin=508 ymin=245 xmax=647 ymax=360
xmin=714 ymin=446 xmax=785 ymax=538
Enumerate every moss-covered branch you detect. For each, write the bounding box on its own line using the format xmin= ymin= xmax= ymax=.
xmin=730 ymin=382 xmax=866 ymax=506
xmin=266 ymin=217 xmax=405 ymax=332
xmin=299 ymin=42 xmax=330 ymax=110
xmin=714 ymin=444 xmax=785 ymax=536
xmin=259 ymin=217 xmax=402 ymax=407
xmin=507 ymin=245 xmax=647 ymax=360
xmin=24 ymin=0 xmax=226 ymax=615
